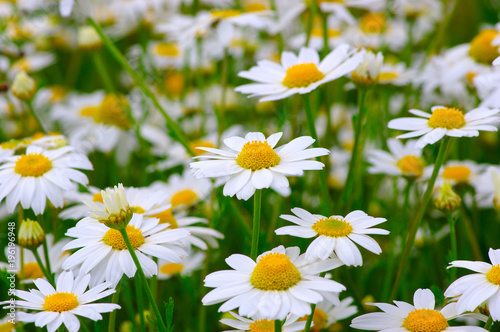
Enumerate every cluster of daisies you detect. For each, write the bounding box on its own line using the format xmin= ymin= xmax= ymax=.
xmin=1 ymin=0 xmax=500 ymax=331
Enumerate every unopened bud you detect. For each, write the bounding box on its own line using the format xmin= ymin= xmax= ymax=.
xmin=78 ymin=26 xmax=102 ymax=51
xmin=18 ymin=218 xmax=45 ymax=249
xmin=434 ymin=181 xmax=461 ymax=212
xmin=11 ymin=71 xmax=36 ymax=100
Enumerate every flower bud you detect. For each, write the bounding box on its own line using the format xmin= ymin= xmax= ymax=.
xmin=351 ymin=51 xmax=383 ymax=86
xmin=11 ymin=71 xmax=37 ymax=100
xmin=434 ymin=181 xmax=461 ymax=212
xmin=18 ymin=218 xmax=45 ymax=249
xmin=78 ymin=26 xmax=102 ymax=51
xmin=91 ymin=184 xmax=133 ymax=230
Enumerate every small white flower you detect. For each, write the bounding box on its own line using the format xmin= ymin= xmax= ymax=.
xmin=220 ymin=311 xmax=307 ymax=332
xmin=367 ymin=139 xmax=424 ymax=179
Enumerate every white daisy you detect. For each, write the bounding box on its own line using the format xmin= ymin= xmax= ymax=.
xmin=367 ymin=139 xmax=425 ymax=180
xmin=426 ymin=160 xmax=485 ymax=187
xmin=388 ymin=106 xmax=500 ymax=149
xmin=235 ymin=45 xmax=365 ymax=102
xmin=12 ymin=271 xmax=120 ymax=332
xmin=157 ymin=251 xmax=205 ymax=280
xmin=275 ymin=208 xmax=389 ymax=266
xmin=475 ymin=166 xmax=500 ymax=210
xmin=351 ymin=288 xmax=487 ymax=331
xmin=220 ymin=311 xmax=307 ymax=332
xmin=202 ymin=245 xmax=345 ymax=320
xmin=444 ymin=248 xmax=500 ymax=320
xmin=62 ymin=213 xmax=190 ymax=286
xmin=190 ymin=132 xmax=329 ymax=200
xmin=0 ymin=145 xmax=92 ymax=215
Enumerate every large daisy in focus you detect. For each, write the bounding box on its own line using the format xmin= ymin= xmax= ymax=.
xmin=0 ymin=145 xmax=92 ymax=215
xmin=275 ymin=208 xmax=389 ymax=266
xmin=202 ymin=245 xmax=345 ymax=320
xmin=235 ymin=44 xmax=365 ymax=101
xmin=190 ymin=132 xmax=329 ymax=200
xmin=388 ymin=106 xmax=500 ymax=149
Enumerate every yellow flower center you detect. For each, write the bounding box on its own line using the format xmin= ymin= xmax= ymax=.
xmin=0 ymin=322 xmax=15 ymax=332
xmin=190 ymin=140 xmax=216 ymax=156
xmin=155 ymin=43 xmax=180 ymax=57
xmin=378 ymin=72 xmax=398 ymax=82
xmin=80 ymin=94 xmax=131 ymax=130
xmin=397 ymin=155 xmax=424 ymax=179
xmin=466 ymin=72 xmax=477 ymax=85
xmin=427 ymin=107 xmax=465 ymax=130
xmin=171 ymin=189 xmax=199 ymax=208
xmin=164 ymin=71 xmax=185 ymax=96
xmin=469 ymin=29 xmax=500 ymax=64
xmin=311 ymin=26 xmax=341 ymax=38
xmin=312 ymin=217 xmax=353 ymax=237
xmin=160 ymin=263 xmax=184 ymax=275
xmin=211 ymin=9 xmax=242 ymax=19
xmin=244 ymin=2 xmax=268 ymax=12
xmin=248 ymin=319 xmax=275 ymax=332
xmin=486 ymin=265 xmax=500 ymax=285
xmin=102 ymin=225 xmax=145 ymax=250
xmin=250 ymin=253 xmax=301 ymax=291
xmin=1 ymin=140 xmax=21 ymax=150
xmin=360 ymin=13 xmax=386 ymax=34
xmin=43 ymin=292 xmax=79 ymax=312
xmin=15 ymin=153 xmax=52 ymax=177
xmin=442 ymin=166 xmax=471 ymax=183
xmin=236 ymin=141 xmax=280 ymax=171
xmin=93 ymin=192 xmax=104 ymax=203
xmin=130 ymin=206 xmax=145 ymax=214
xmin=151 ymin=208 xmax=178 ymax=228
xmin=12 ymin=58 xmax=30 ymax=72
xmin=299 ymin=309 xmax=328 ymax=332
xmin=19 ymin=262 xmax=44 ymax=280
xmin=282 ymin=63 xmax=325 ymax=88
xmin=402 ymin=309 xmax=449 ymax=332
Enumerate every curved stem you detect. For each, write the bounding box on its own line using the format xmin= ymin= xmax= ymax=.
xmin=31 ymin=249 xmax=54 ymax=286
xmin=251 ymin=189 xmax=263 ymax=260
xmin=390 ymin=137 xmax=452 ymax=301
xmin=119 ymin=229 xmax=167 ymax=332
xmin=135 ymin=275 xmax=146 ymax=332
xmin=484 ymin=316 xmax=493 ymax=331
xmin=304 ymin=303 xmax=316 ymax=332
xmin=446 ymin=211 xmax=458 ymax=281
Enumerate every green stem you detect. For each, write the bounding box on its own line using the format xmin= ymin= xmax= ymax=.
xmin=321 ymin=11 xmax=329 ymax=54
xmin=304 ymin=303 xmax=316 ymax=332
xmin=92 ymin=51 xmax=115 ymax=92
xmin=118 ymin=229 xmax=167 ymax=332
xmin=31 ymin=249 xmax=54 ymax=286
xmin=305 ymin=0 xmax=318 ymax=47
xmin=87 ymin=18 xmax=195 ymax=157
xmin=446 ymin=212 xmax=458 ymax=281
xmin=302 ymin=94 xmax=331 ymax=214
xmin=251 ymin=190 xmax=263 ymax=260
xmin=135 ymin=276 xmax=146 ymax=332
xmin=484 ymin=316 xmax=493 ymax=331
xmin=108 ymin=278 xmax=122 ymax=332
xmin=37 ymin=214 xmax=52 ymax=277
xmin=196 ymin=37 xmax=207 ymax=135
xmin=269 ymin=0 xmax=284 ymax=52
xmin=217 ymin=49 xmax=229 ymax=144
xmin=390 ymin=137 xmax=452 ymax=301
xmin=27 ymin=101 xmax=47 ymax=134
xmin=274 ymin=319 xmax=282 ymax=332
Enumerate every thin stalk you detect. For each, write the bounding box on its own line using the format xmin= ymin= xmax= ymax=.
xmin=321 ymin=11 xmax=329 ymax=54
xmin=484 ymin=316 xmax=493 ymax=331
xmin=274 ymin=319 xmax=282 ymax=332
xmin=118 ymin=229 xmax=167 ymax=332
xmin=108 ymin=278 xmax=122 ymax=332
xmin=305 ymin=0 xmax=318 ymax=47
xmin=31 ymin=249 xmax=54 ymax=286
xmin=87 ymin=18 xmax=195 ymax=157
xmin=390 ymin=137 xmax=452 ymax=301
xmin=269 ymin=0 xmax=284 ymax=52
xmin=302 ymin=94 xmax=331 ymax=214
xmin=92 ymin=51 xmax=115 ymax=92
xmin=341 ymin=88 xmax=368 ymax=211
xmin=27 ymin=101 xmax=47 ymax=134
xmin=135 ymin=276 xmax=146 ymax=332
xmin=149 ymin=261 xmax=159 ymax=332
xmin=251 ymin=189 xmax=263 ymax=260
xmin=217 ymin=49 xmax=229 ymax=144
xmin=304 ymin=304 xmax=316 ymax=332
xmin=196 ymin=37 xmax=207 ymax=135
xmin=446 ymin=212 xmax=458 ymax=281
xmin=37 ymin=214 xmax=52 ymax=277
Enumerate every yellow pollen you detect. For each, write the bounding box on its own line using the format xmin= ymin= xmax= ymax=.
xmin=49 ymin=86 xmax=66 ymax=103
xmin=164 ymin=71 xmax=185 ymax=96
xmin=80 ymin=95 xmax=131 ymax=130
xmin=311 ymin=26 xmax=341 ymax=38
xmin=0 ymin=321 xmax=15 ymax=332
xmin=12 ymin=58 xmax=30 ymax=72
xmin=282 ymin=63 xmax=325 ymax=88
xmin=299 ymin=309 xmax=328 ymax=332
xmin=236 ymin=141 xmax=281 ymax=171
xmin=171 ymin=189 xmax=199 ymax=208
xmin=442 ymin=166 xmax=471 ymax=183
xmin=469 ymin=29 xmax=500 ymax=64
xmin=312 ymin=217 xmax=352 ymax=237
xmin=155 ymin=43 xmax=180 ymax=57
xmin=19 ymin=262 xmax=44 ymax=280
xmin=160 ymin=263 xmax=184 ymax=275
xmin=466 ymin=72 xmax=477 ymax=85
xmin=487 ymin=265 xmax=500 ymax=285
xmin=211 ymin=9 xmax=241 ymax=19
xmin=151 ymin=208 xmax=178 ymax=228
xmin=244 ymin=2 xmax=267 ymax=12
xmin=250 ymin=253 xmax=301 ymax=291
xmin=130 ymin=206 xmax=145 ymax=214
xmin=190 ymin=140 xmax=216 ymax=156
xmin=378 ymin=72 xmax=399 ymax=82
xmin=1 ymin=140 xmax=20 ymax=150
xmin=102 ymin=225 xmax=145 ymax=250
xmin=43 ymin=292 xmax=79 ymax=312
xmin=79 ymin=105 xmax=100 ymax=117
xmin=360 ymin=13 xmax=386 ymax=34
xmin=427 ymin=107 xmax=465 ymax=129
xmin=93 ymin=192 xmax=104 ymax=203
xmin=248 ymin=319 xmax=275 ymax=332
xmin=397 ymin=155 xmax=424 ymax=179
xmin=402 ymin=309 xmax=449 ymax=332
xmin=15 ymin=153 xmax=52 ymax=177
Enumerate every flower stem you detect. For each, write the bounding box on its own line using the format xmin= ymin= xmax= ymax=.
xmin=390 ymin=137 xmax=452 ymax=301
xmin=274 ymin=319 xmax=282 ymax=332
xmin=484 ymin=316 xmax=493 ymax=331
xmin=108 ymin=278 xmax=122 ymax=332
xmin=446 ymin=211 xmax=458 ymax=281
xmin=302 ymin=94 xmax=331 ymax=214
xmin=217 ymin=49 xmax=229 ymax=144
xmin=119 ymin=228 xmax=167 ymax=332
xmin=304 ymin=303 xmax=316 ymax=332
xmin=37 ymin=214 xmax=52 ymax=277
xmin=135 ymin=275 xmax=146 ymax=332
xmin=87 ymin=17 xmax=195 ymax=157
xmin=31 ymin=249 xmax=54 ymax=286
xmin=92 ymin=51 xmax=115 ymax=92
xmin=305 ymin=0 xmax=318 ymax=47
xmin=251 ymin=189 xmax=263 ymax=260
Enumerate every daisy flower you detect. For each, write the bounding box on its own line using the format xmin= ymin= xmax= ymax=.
xmin=388 ymin=106 xmax=500 ymax=149
xmin=0 ymin=145 xmax=92 ymax=215
xmin=220 ymin=311 xmax=307 ymax=332
xmin=190 ymin=132 xmax=329 ymax=200
xmin=444 ymin=248 xmax=500 ymax=320
xmin=235 ymin=44 xmax=365 ymax=102
xmin=275 ymin=208 xmax=389 ymax=266
xmin=367 ymin=139 xmax=425 ymax=180
xmin=301 ymin=296 xmax=357 ymax=332
xmin=0 ymin=315 xmax=14 ymax=332
xmin=351 ymin=288 xmax=487 ymax=331
xmin=12 ymin=271 xmax=120 ymax=332
xmin=157 ymin=251 xmax=205 ymax=280
xmin=475 ymin=166 xmax=500 ymax=210
xmin=202 ymin=245 xmax=345 ymax=320
xmin=62 ymin=213 xmax=190 ymax=286
xmin=427 ymin=160 xmax=484 ymax=187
